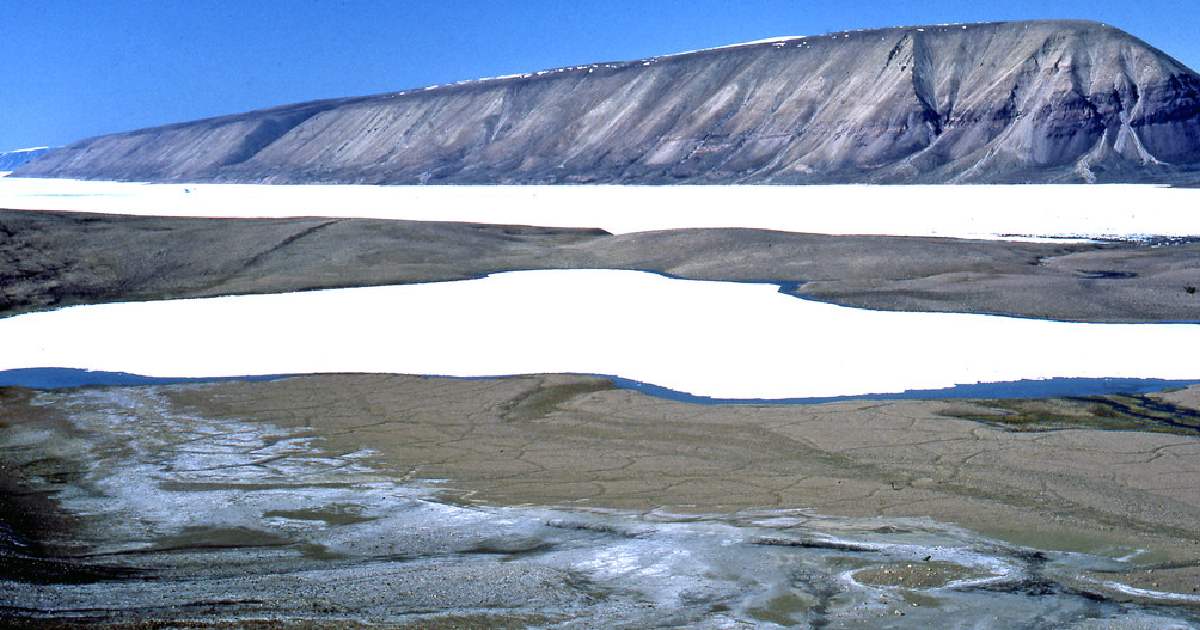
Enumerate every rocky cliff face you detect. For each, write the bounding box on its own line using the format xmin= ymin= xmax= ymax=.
xmin=17 ymin=20 xmax=1200 ymax=184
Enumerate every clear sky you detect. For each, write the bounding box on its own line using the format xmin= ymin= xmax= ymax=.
xmin=4 ymin=0 xmax=1199 ymax=151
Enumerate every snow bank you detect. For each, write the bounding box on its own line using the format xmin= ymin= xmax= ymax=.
xmin=2 ymin=269 xmax=1196 ymax=399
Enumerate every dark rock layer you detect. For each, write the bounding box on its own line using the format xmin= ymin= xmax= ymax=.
xmin=16 ymin=20 xmax=1200 ymax=184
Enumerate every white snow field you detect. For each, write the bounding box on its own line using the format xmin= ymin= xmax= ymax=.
xmin=2 ymin=177 xmax=1200 ymax=240
xmin=2 ymin=269 xmax=1197 ymax=399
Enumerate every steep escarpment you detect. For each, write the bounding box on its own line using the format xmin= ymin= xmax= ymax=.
xmin=16 ymin=20 xmax=1200 ymax=183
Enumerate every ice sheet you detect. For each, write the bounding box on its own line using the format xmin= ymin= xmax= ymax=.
xmin=3 ymin=269 xmax=1197 ymax=399
xmin=1 ymin=178 xmax=1195 ymax=241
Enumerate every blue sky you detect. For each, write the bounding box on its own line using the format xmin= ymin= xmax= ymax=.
xmin=4 ymin=0 xmax=1199 ymax=151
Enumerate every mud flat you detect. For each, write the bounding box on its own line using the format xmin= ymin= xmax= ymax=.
xmin=3 ymin=375 xmax=1200 ymax=627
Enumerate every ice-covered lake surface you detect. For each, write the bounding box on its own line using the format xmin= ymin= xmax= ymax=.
xmin=3 ymin=269 xmax=1198 ymax=400
xmin=3 ymin=177 xmax=1200 ymax=240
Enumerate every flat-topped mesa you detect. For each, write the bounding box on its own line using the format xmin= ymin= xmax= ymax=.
xmin=17 ymin=20 xmax=1200 ymax=184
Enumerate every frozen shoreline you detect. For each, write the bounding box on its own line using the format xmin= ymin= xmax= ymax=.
xmin=2 ymin=269 xmax=1198 ymax=399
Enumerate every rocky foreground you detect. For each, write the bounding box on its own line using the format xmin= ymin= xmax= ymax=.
xmin=15 ymin=20 xmax=1200 ymax=184
xmin=3 ymin=375 xmax=1200 ymax=627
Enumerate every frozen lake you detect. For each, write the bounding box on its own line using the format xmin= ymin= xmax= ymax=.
xmin=3 ymin=177 xmax=1200 ymax=240
xmin=3 ymin=269 xmax=1198 ymax=399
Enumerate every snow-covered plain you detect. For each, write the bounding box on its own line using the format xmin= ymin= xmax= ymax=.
xmin=2 ymin=269 xmax=1197 ymax=400
xmin=2 ymin=177 xmax=1200 ymax=240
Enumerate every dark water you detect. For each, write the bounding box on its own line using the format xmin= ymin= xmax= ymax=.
xmin=0 ymin=368 xmax=285 ymax=389
xmin=3 ymin=368 xmax=1198 ymax=407
xmin=604 ymin=375 xmax=1200 ymax=405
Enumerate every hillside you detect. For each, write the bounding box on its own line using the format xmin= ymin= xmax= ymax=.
xmin=15 ymin=20 xmax=1200 ymax=184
